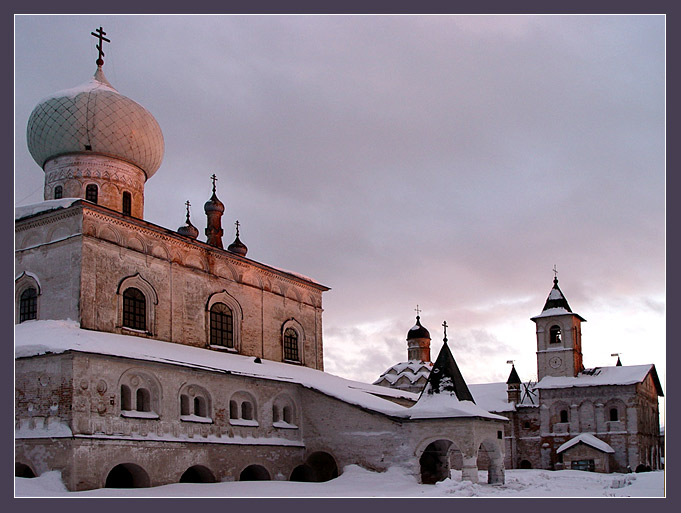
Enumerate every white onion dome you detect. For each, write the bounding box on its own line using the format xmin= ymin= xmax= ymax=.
xmin=26 ymin=67 xmax=164 ymax=179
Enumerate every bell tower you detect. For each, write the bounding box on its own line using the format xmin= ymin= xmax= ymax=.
xmin=531 ymin=272 xmax=586 ymax=381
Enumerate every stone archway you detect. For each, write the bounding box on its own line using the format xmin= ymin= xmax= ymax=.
xmin=180 ymin=465 xmax=216 ymax=483
xmin=105 ymin=463 xmax=151 ymax=488
xmin=520 ymin=459 xmax=532 ymax=469
xmin=15 ymin=462 xmax=36 ymax=478
xmin=419 ymin=439 xmax=453 ymax=484
xmin=291 ymin=452 xmax=339 ymax=482
xmin=478 ymin=438 xmax=505 ymax=484
xmin=239 ymin=464 xmax=271 ymax=481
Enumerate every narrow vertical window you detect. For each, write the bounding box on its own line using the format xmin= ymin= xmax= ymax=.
xmin=560 ymin=410 xmax=569 ymax=423
xmin=283 ymin=328 xmax=299 ymax=361
xmin=54 ymin=185 xmax=63 ymax=200
xmin=180 ymin=394 xmax=190 ymax=416
xmin=85 ymin=184 xmax=98 ymax=203
xmin=610 ymin=408 xmax=619 ymax=422
xmin=122 ymin=191 xmax=132 ymax=216
xmin=121 ymin=385 xmax=132 ymax=411
xmin=210 ymin=303 xmax=234 ymax=348
xmin=136 ymin=388 xmax=151 ymax=412
xmin=19 ymin=288 xmax=38 ymax=323
xmin=194 ymin=397 xmax=206 ymax=417
xmin=241 ymin=401 xmax=253 ymax=420
xmin=283 ymin=406 xmax=292 ymax=424
xmin=272 ymin=405 xmax=280 ymax=423
xmin=123 ymin=288 xmax=146 ymax=331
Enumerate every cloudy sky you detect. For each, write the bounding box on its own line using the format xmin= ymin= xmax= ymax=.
xmin=14 ymin=15 xmax=665 ymax=398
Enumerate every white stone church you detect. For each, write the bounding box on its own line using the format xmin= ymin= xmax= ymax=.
xmin=376 ymin=277 xmax=664 ymax=474
xmin=15 ymin=31 xmax=509 ymax=491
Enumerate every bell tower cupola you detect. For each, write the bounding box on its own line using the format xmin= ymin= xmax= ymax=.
xmin=531 ymin=270 xmax=586 ymax=381
xmin=204 ymin=174 xmax=225 ymax=248
xmin=407 ymin=306 xmax=431 ymax=363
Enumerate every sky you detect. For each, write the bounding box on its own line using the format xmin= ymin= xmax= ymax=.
xmin=14 ymin=15 xmax=665 ymax=401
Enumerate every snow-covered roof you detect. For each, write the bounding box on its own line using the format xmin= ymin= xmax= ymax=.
xmin=407 ymin=390 xmax=507 ymax=421
xmin=15 ymin=321 xmax=501 ymax=421
xmin=15 ymin=198 xmax=81 ymax=221
xmin=535 ymin=365 xmax=663 ymax=395
xmin=556 ymin=433 xmax=615 ymax=454
xmin=373 ymin=361 xmax=432 ymax=385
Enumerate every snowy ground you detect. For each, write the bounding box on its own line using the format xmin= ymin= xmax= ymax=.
xmin=15 ymin=465 xmax=665 ymax=498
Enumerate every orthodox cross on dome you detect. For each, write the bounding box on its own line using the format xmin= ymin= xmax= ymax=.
xmin=185 ymin=200 xmax=192 ymax=222
xmin=553 ymin=264 xmax=559 ymax=282
xmin=91 ymin=26 xmax=110 ymax=67
xmin=211 ymin=173 xmax=218 ymax=194
xmin=235 ymin=219 xmax=241 ymax=237
xmin=442 ymin=321 xmax=448 ymax=343
xmin=414 ymin=305 xmax=421 ymax=318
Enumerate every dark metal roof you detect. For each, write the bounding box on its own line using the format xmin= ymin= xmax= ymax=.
xmin=506 ymin=365 xmax=521 ymax=385
xmin=420 ymin=340 xmax=475 ymax=403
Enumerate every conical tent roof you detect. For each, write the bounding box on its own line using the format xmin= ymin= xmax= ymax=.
xmin=506 ymin=365 xmax=521 ymax=385
xmin=419 ymin=340 xmax=475 ymax=403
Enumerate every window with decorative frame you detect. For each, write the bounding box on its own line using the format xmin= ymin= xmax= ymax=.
xmin=206 ymin=291 xmax=242 ymax=351
xmin=54 ymin=185 xmax=63 ymax=199
xmin=210 ymin=303 xmax=234 ymax=348
xmin=19 ymin=288 xmax=38 ymax=323
xmin=123 ymin=288 xmax=146 ymax=331
xmin=16 ymin=273 xmax=41 ymax=325
xmin=283 ymin=328 xmax=299 ymax=362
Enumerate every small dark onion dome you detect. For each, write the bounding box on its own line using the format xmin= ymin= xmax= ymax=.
xmin=227 ymin=220 xmax=248 ymax=257
xmin=204 ymin=191 xmax=225 ymax=213
xmin=407 ymin=316 xmax=431 ymax=340
xmin=178 ymin=201 xmax=199 ymax=239
xmin=228 ymin=235 xmax=248 ymax=257
xmin=178 ymin=221 xmax=199 ymax=239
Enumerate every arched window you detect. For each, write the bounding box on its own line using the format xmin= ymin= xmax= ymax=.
xmin=610 ymin=408 xmax=619 ymax=422
xmin=122 ymin=191 xmax=132 ymax=216
xmin=560 ymin=409 xmax=569 ymax=423
xmin=19 ymin=287 xmax=38 ymax=323
xmin=272 ymin=393 xmax=297 ymax=428
xmin=123 ymin=288 xmax=146 ymax=331
xmin=283 ymin=328 xmax=299 ymax=362
xmin=119 ymin=370 xmax=160 ymax=418
xmin=54 ymin=185 xmax=63 ymax=199
xmin=85 ymin=184 xmax=98 ymax=203
xmin=209 ymin=303 xmax=234 ymax=348
xmin=550 ymin=325 xmax=562 ymax=344
xmin=229 ymin=391 xmax=258 ymax=426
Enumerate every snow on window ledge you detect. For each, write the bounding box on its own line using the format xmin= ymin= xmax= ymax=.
xmin=273 ymin=421 xmax=298 ymax=430
xmin=180 ymin=414 xmax=213 ymax=424
xmin=209 ymin=345 xmax=238 ymax=353
xmin=121 ymin=410 xmax=159 ymax=420
xmin=121 ymin=327 xmax=152 ymax=337
xmin=229 ymin=419 xmax=259 ymax=427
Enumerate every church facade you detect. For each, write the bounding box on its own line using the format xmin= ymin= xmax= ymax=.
xmin=375 ymin=278 xmax=664 ymax=474
xmin=15 ymin=31 xmax=508 ymax=492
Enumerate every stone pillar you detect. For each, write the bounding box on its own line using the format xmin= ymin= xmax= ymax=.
xmin=461 ymin=456 xmax=479 ymax=483
xmin=595 ymin=402 xmax=605 ymax=433
xmin=569 ymin=404 xmax=579 ymax=433
xmin=487 ymin=456 xmax=505 ymax=484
